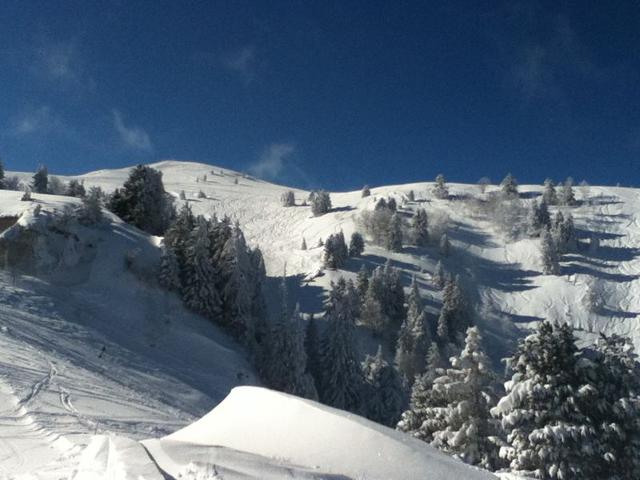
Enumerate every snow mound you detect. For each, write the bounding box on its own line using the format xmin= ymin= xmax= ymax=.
xmin=72 ymin=435 xmax=163 ymax=480
xmin=143 ymin=386 xmax=497 ymax=480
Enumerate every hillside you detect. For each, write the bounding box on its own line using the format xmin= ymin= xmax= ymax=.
xmin=1 ymin=160 xmax=639 ymax=477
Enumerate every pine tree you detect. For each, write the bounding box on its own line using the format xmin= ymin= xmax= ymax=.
xmin=361 ymin=185 xmax=371 ymax=197
xmin=32 ymin=165 xmax=48 ymax=194
xmin=433 ymin=174 xmax=449 ymax=199
xmin=407 ymin=189 xmax=415 ymax=202
xmin=360 ymin=282 xmax=387 ymax=336
xmin=527 ymin=200 xmax=551 ymax=237
xmin=323 ymin=231 xmax=348 ymax=269
xmin=362 ymin=345 xmax=407 ymax=427
xmin=220 ymin=223 xmax=254 ymax=341
xmin=159 ymin=244 xmax=181 ymax=291
xmin=437 ymin=276 xmax=467 ymax=345
xmin=66 ymin=179 xmax=86 ymax=198
xmin=319 ymin=280 xmax=363 ymax=413
xmin=492 ymin=322 xmax=590 ymax=480
xmin=553 ymin=213 xmax=576 ymax=254
xmin=540 ymin=226 xmax=560 ymax=275
xmin=280 ymin=190 xmax=295 ymax=207
xmin=356 ymin=265 xmax=369 ymax=301
xmin=397 ymin=343 xmax=446 ymax=438
xmin=395 ymin=277 xmax=431 ymax=384
xmin=78 ymin=186 xmax=103 ymax=225
xmin=265 ymin=294 xmax=318 ymax=400
xmin=584 ymin=334 xmax=640 ymax=480
xmin=412 ymin=208 xmax=429 ymax=247
xmin=560 ymin=177 xmax=576 ymax=206
xmin=107 ymin=165 xmax=175 ymax=235
xmin=310 ymin=190 xmax=332 ymax=216
xmin=349 ymin=231 xmax=365 ymax=257
xmin=433 ymin=261 xmax=446 ymax=290
xmin=439 ymin=233 xmax=451 ymax=257
xmin=500 ymin=173 xmax=518 ymax=198
xmin=179 ymin=190 xmax=186 ymax=200
xmin=301 ymin=237 xmax=307 ymax=250
xmin=305 ymin=314 xmax=322 ymax=389
xmin=0 ymin=159 xmax=4 ymax=189
xmin=164 ymin=203 xmax=195 ymax=284
xmin=182 ymin=217 xmax=222 ymax=320
xmin=386 ymin=213 xmax=403 ymax=252
xmin=428 ymin=327 xmax=500 ymax=469
xmin=542 ymin=178 xmax=557 ymax=205
xmin=387 ymin=197 xmax=398 ymax=212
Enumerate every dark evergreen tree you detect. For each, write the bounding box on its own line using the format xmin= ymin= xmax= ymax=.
xmin=386 ymin=213 xmax=403 ymax=252
xmin=362 ymin=345 xmax=407 ymax=427
xmin=433 ymin=174 xmax=449 ymax=199
xmin=323 ymin=231 xmax=349 ymax=269
xmin=361 ymin=185 xmax=371 ymax=197
xmin=108 ymin=165 xmax=175 ymax=235
xmin=349 ymin=231 xmax=365 ymax=257
xmin=436 ymin=276 xmax=468 ymax=345
xmin=280 ymin=190 xmax=295 ymax=207
xmin=65 ymin=179 xmax=86 ymax=198
xmin=319 ymin=279 xmax=363 ymax=413
xmin=542 ymin=178 xmax=558 ymax=205
xmin=32 ymin=165 xmax=48 ymax=194
xmin=412 ymin=208 xmax=429 ymax=247
xmin=310 ymin=190 xmax=332 ymax=216
xmin=500 ymin=173 xmax=518 ymax=197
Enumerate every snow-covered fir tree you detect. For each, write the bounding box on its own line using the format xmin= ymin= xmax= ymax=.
xmin=356 ymin=264 xmax=369 ymax=301
xmin=361 ymin=185 xmax=371 ymax=197
xmin=439 ymin=233 xmax=451 ymax=257
xmin=158 ymin=244 xmax=181 ymax=291
xmin=264 ymin=288 xmax=318 ymax=400
xmin=582 ymin=334 xmax=640 ymax=480
xmin=436 ymin=275 xmax=468 ymax=346
xmin=387 ymin=197 xmax=398 ymax=212
xmin=323 ymin=231 xmax=349 ymax=269
xmin=66 ymin=179 xmax=86 ymax=198
xmin=179 ymin=190 xmax=186 ymax=200
xmin=552 ymin=212 xmax=576 ymax=253
xmin=386 ymin=212 xmax=403 ymax=252
xmin=412 ymin=208 xmax=429 ymax=247
xmin=500 ymin=173 xmax=518 ymax=198
xmin=360 ymin=281 xmax=387 ymax=336
xmin=542 ymin=178 xmax=558 ymax=205
xmin=280 ymin=190 xmax=295 ymax=207
xmin=433 ymin=174 xmax=449 ymax=199
xmin=310 ymin=190 xmax=332 ymax=216
xmin=301 ymin=237 xmax=307 ymax=250
xmin=362 ymin=345 xmax=407 ymax=427
xmin=108 ymin=165 xmax=175 ymax=235
xmin=397 ymin=343 xmax=446 ymax=438
xmin=492 ymin=322 xmax=589 ymax=480
xmin=540 ymin=226 xmax=560 ymax=275
xmin=304 ymin=314 xmax=322 ymax=389
xmin=407 ymin=189 xmax=415 ymax=202
xmin=78 ymin=187 xmax=104 ymax=225
xmin=32 ymin=165 xmax=48 ymax=194
xmin=319 ymin=279 xmax=363 ymax=413
xmin=559 ymin=177 xmax=576 ymax=206
xmin=427 ymin=327 xmax=500 ymax=470
xmin=583 ymin=279 xmax=605 ymax=314
xmin=349 ymin=231 xmax=365 ymax=257
xmin=395 ymin=277 xmax=431 ymax=384
xmin=197 ymin=190 xmax=206 ymax=199
xmin=163 ymin=203 xmax=195 ymax=286
xmin=219 ymin=222 xmax=254 ymax=341
xmin=527 ymin=199 xmax=551 ymax=237
xmin=433 ymin=260 xmax=446 ymax=290
xmin=182 ymin=216 xmax=222 ymax=320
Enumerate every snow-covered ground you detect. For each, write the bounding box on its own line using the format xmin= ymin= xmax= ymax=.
xmin=1 ymin=160 xmax=638 ymax=477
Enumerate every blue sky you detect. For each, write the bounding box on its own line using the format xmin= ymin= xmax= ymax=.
xmin=0 ymin=1 xmax=639 ymax=190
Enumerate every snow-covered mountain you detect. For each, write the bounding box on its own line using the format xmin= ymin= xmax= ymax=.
xmin=1 ymin=159 xmax=638 ymax=478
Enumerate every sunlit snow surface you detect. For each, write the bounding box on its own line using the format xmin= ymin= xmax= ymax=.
xmin=0 ymin=160 xmax=637 ymax=477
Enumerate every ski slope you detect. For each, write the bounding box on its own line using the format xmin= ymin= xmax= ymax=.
xmin=1 ymin=160 xmax=639 ymax=477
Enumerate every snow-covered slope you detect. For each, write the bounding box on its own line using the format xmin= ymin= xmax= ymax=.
xmin=2 ymin=160 xmax=639 ymax=477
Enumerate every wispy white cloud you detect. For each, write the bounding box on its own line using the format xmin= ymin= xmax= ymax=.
xmin=509 ymin=14 xmax=601 ymax=101
xmin=7 ymin=106 xmax=61 ymax=136
xmin=223 ymin=46 xmax=257 ymax=84
xmin=249 ymin=143 xmax=296 ymax=180
xmin=32 ymin=39 xmax=96 ymax=91
xmin=112 ymin=110 xmax=153 ymax=152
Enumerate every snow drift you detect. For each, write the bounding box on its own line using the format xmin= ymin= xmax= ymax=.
xmin=143 ymin=386 xmax=498 ymax=479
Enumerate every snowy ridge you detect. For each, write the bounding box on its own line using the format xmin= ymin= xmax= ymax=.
xmin=2 ymin=160 xmax=639 ymax=477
